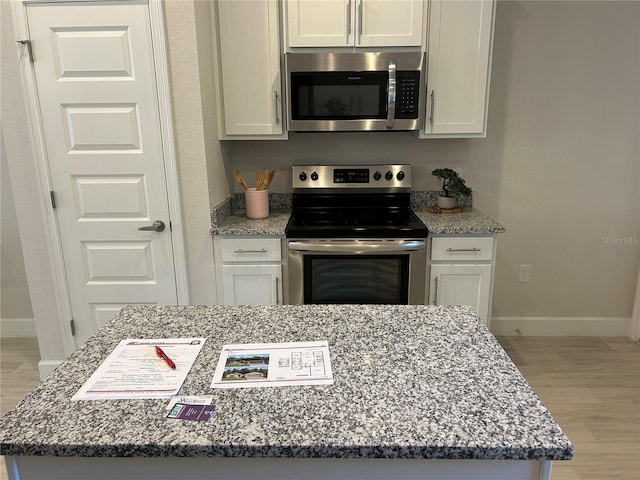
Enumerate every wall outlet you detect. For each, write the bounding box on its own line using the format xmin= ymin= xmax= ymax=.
xmin=518 ymin=264 xmax=532 ymax=283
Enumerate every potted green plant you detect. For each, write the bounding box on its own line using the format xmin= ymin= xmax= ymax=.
xmin=431 ymin=168 xmax=472 ymax=209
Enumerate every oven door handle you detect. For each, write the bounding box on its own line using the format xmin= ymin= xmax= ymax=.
xmin=288 ymin=241 xmax=425 ymax=253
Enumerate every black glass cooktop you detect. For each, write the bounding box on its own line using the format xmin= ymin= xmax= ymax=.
xmin=285 ymin=193 xmax=427 ymax=239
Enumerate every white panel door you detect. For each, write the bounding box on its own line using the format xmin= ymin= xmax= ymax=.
xmin=26 ymin=1 xmax=178 ymax=346
xmin=430 ymin=264 xmax=492 ymax=322
xmin=222 ymin=265 xmax=282 ymax=305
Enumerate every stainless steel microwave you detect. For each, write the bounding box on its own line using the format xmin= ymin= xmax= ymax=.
xmin=285 ymin=52 xmax=425 ymax=132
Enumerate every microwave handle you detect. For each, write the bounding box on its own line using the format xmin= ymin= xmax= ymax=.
xmin=386 ymin=61 xmax=396 ymax=129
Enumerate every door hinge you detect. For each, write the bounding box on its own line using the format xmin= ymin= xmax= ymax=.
xmin=16 ymin=40 xmax=34 ymax=63
xmin=70 ymin=319 xmax=76 ymax=336
xmin=169 ymin=220 xmax=172 ymax=232
xmin=50 ymin=190 xmax=56 ymax=209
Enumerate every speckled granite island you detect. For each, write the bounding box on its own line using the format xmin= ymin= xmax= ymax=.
xmin=1 ymin=305 xmax=571 ymax=480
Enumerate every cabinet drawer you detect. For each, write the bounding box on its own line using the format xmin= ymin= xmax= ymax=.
xmin=431 ymin=236 xmax=494 ymax=261
xmin=220 ymin=238 xmax=281 ymax=262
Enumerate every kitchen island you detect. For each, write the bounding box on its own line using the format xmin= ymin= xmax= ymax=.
xmin=0 ymin=305 xmax=571 ymax=479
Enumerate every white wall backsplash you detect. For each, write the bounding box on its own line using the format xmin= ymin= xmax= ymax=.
xmin=227 ymin=133 xmax=475 ymax=193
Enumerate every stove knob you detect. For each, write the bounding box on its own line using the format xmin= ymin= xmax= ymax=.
xmin=373 ymin=171 xmax=382 ymax=181
xmin=396 ymin=171 xmax=405 ymax=181
xmin=385 ymin=171 xmax=393 ymax=181
xmin=310 ymin=171 xmax=319 ymax=181
xmin=299 ymin=172 xmax=307 ymax=181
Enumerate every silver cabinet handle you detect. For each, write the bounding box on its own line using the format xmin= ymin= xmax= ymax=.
xmin=446 ymin=248 xmax=481 ymax=252
xmin=429 ymin=90 xmax=435 ymax=124
xmin=358 ymin=0 xmax=363 ymax=42
xmin=274 ymin=91 xmax=280 ymax=125
xmin=386 ymin=61 xmax=396 ymax=129
xmin=346 ymin=0 xmax=352 ymax=40
xmin=432 ymin=276 xmax=438 ymax=305
xmin=273 ymin=276 xmax=279 ymax=304
xmin=233 ymin=249 xmax=268 ymax=254
xmin=138 ymin=220 xmax=165 ymax=232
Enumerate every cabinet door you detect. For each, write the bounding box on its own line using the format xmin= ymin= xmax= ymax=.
xmin=222 ymin=265 xmax=282 ymax=305
xmin=429 ymin=264 xmax=492 ymax=322
xmin=424 ymin=0 xmax=494 ymax=136
xmin=358 ymin=0 xmax=423 ymax=47
xmin=287 ymin=0 xmax=353 ymax=47
xmin=217 ymin=0 xmax=284 ymax=136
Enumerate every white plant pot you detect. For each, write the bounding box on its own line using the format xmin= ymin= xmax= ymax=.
xmin=437 ymin=196 xmax=456 ymax=209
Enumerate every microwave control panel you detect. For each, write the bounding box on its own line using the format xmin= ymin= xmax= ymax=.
xmin=396 ymin=71 xmax=420 ymax=119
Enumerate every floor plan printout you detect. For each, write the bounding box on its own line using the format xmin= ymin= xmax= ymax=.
xmin=211 ymin=341 xmax=333 ymax=389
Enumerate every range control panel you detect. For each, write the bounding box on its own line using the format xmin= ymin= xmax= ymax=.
xmin=292 ymin=165 xmax=412 ymax=190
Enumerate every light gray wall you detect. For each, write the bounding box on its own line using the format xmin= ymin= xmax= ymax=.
xmin=1 ymin=0 xmax=67 ymax=357
xmin=230 ymin=0 xmax=640 ymax=320
xmin=1 ymin=131 xmax=34 ymax=322
xmin=163 ymin=0 xmax=222 ymax=305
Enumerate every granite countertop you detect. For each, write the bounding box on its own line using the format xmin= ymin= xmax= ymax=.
xmin=0 ymin=305 xmax=571 ymax=460
xmin=212 ymin=208 xmax=504 ymax=237
xmin=211 ymin=211 xmax=290 ymax=236
xmin=414 ymin=208 xmax=506 ymax=235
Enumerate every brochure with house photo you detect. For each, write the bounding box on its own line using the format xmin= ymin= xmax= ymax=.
xmin=211 ymin=341 xmax=333 ymax=389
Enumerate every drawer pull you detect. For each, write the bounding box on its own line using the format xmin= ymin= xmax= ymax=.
xmin=234 ymin=249 xmax=268 ymax=254
xmin=446 ymin=248 xmax=481 ymax=252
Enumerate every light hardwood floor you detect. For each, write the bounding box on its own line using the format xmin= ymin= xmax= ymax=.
xmin=1 ymin=336 xmax=638 ymax=479
xmin=497 ymin=336 xmax=640 ymax=480
xmin=1 ymin=337 xmax=41 ymax=480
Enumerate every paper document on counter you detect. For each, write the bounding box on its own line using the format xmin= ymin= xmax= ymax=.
xmin=211 ymin=341 xmax=333 ymax=389
xmin=72 ymin=338 xmax=206 ymax=400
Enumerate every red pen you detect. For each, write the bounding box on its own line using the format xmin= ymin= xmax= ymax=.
xmin=155 ymin=346 xmax=176 ymax=369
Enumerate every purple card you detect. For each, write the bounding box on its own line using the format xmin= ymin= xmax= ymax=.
xmin=167 ymin=403 xmax=215 ymax=421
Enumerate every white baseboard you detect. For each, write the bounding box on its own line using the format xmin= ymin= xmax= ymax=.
xmin=490 ymin=316 xmax=630 ymax=337
xmin=0 ymin=318 xmax=36 ymax=337
xmin=38 ymin=360 xmax=62 ymax=380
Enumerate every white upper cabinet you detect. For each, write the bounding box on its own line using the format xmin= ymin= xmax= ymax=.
xmin=286 ymin=0 xmax=424 ymax=49
xmin=214 ymin=0 xmax=286 ymax=138
xmin=423 ymin=0 xmax=495 ymax=137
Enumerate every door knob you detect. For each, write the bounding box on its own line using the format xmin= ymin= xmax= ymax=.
xmin=138 ymin=220 xmax=165 ymax=232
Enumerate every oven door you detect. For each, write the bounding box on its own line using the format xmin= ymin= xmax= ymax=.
xmin=288 ymin=239 xmax=426 ymax=305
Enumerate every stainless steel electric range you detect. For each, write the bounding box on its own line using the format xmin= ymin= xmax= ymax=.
xmin=285 ymin=164 xmax=428 ymax=305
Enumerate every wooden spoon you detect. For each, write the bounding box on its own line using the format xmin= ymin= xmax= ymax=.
xmin=234 ymin=171 xmax=248 ymax=190
xmin=256 ymin=170 xmax=265 ymax=190
xmin=263 ymin=170 xmax=275 ymax=190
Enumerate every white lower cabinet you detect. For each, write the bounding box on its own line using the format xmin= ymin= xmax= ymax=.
xmin=429 ymin=264 xmax=492 ymax=321
xmin=222 ymin=264 xmax=282 ymax=305
xmin=214 ymin=237 xmax=284 ymax=305
xmin=428 ymin=236 xmax=496 ymax=325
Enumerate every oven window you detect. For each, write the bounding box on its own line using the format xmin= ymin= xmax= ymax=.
xmin=304 ymin=255 xmax=409 ymax=304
